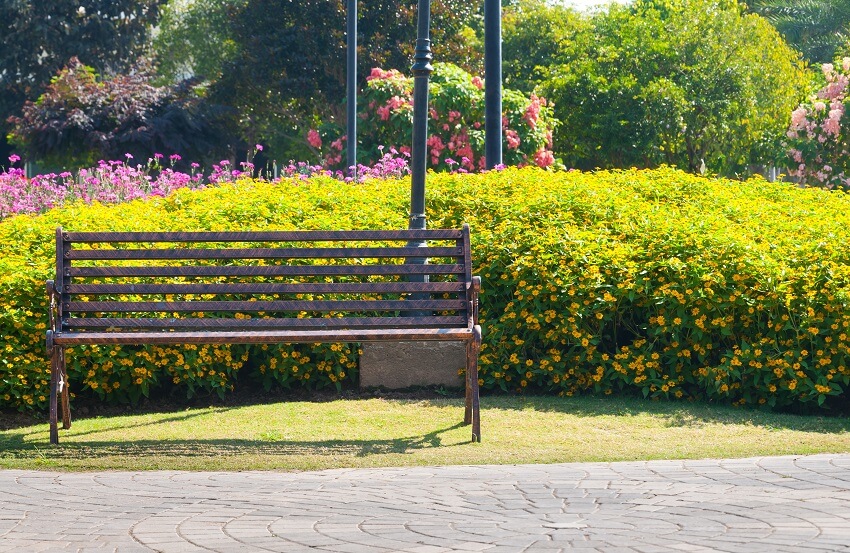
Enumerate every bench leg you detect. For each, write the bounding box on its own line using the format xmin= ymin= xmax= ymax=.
xmin=60 ymin=348 xmax=71 ymax=430
xmin=49 ymin=347 xmax=60 ymax=445
xmin=465 ymin=326 xmax=482 ymax=443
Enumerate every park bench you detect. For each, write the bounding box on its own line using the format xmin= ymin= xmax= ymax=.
xmin=46 ymin=225 xmax=482 ymax=445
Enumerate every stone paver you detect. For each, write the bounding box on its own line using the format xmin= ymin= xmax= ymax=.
xmin=2 ymin=454 xmax=850 ymax=552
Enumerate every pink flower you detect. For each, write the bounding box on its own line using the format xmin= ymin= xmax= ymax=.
xmin=8 ymin=154 xmax=20 ymax=164
xmin=307 ymin=129 xmax=323 ymax=149
xmin=377 ymin=106 xmax=391 ymax=121
xmin=387 ymin=95 xmax=407 ymax=110
xmin=505 ymin=129 xmax=521 ymax=150
xmin=823 ymin=113 xmax=841 ymax=136
xmin=255 ymin=144 xmax=263 ymax=152
xmin=472 ymin=76 xmax=484 ymax=90
xmin=524 ymin=94 xmax=541 ymax=130
xmin=790 ymin=107 xmax=808 ymax=129
xmin=534 ymin=149 xmax=555 ymax=168
xmin=368 ymin=67 xmax=393 ymax=81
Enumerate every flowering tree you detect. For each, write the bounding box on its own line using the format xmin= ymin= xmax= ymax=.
xmin=308 ymin=63 xmax=556 ymax=173
xmin=786 ymin=60 xmax=850 ymax=190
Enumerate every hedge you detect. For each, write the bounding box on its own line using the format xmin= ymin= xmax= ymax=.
xmin=3 ymin=167 xmax=850 ymax=412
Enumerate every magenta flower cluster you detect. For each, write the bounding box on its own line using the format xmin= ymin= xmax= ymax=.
xmin=0 ymin=146 xmax=417 ymax=220
xmin=0 ymin=154 xmax=253 ymax=219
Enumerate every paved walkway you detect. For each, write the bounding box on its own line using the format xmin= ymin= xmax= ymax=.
xmin=2 ymin=454 xmax=850 ymax=552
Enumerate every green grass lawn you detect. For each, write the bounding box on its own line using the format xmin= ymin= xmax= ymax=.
xmin=2 ymin=395 xmax=849 ymax=471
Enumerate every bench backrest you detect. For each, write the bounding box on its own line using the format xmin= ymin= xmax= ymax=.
xmin=53 ymin=226 xmax=475 ymax=333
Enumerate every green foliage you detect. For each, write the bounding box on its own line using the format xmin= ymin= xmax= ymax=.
xmin=540 ymin=0 xmax=806 ymax=176
xmin=7 ymin=58 xmax=231 ymax=169
xmin=154 ymin=0 xmax=247 ymax=83
xmin=0 ymin=0 xmax=163 ymax=159
xmin=168 ymin=0 xmax=484 ymax=162
xmin=501 ymin=0 xmax=592 ymax=94
xmin=4 ymin=168 xmax=850 ymax=413
xmin=748 ymin=0 xmax=850 ymax=63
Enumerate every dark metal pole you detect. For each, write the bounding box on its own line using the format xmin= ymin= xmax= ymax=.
xmin=484 ymin=0 xmax=502 ymax=169
xmin=405 ymin=0 xmax=432 ymax=307
xmin=409 ymin=0 xmax=432 ymax=235
xmin=346 ymin=0 xmax=357 ymax=178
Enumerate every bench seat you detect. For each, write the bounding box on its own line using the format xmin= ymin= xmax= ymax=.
xmin=51 ymin=328 xmax=475 ymax=346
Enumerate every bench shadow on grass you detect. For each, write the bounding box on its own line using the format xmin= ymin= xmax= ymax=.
xmin=0 ymin=405 xmax=468 ymax=461
xmin=485 ymin=395 xmax=850 ymax=433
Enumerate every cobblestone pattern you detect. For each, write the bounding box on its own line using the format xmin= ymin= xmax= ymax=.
xmin=2 ymin=454 xmax=850 ymax=552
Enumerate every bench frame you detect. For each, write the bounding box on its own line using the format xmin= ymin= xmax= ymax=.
xmin=46 ymin=225 xmax=482 ymax=444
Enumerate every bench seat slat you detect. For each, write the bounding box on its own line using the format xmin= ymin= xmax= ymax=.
xmin=53 ymin=328 xmax=474 ymax=345
xmin=66 ymin=299 xmax=467 ymax=313
xmin=69 ymin=247 xmax=461 ymax=261
xmin=65 ymin=229 xmax=464 ymax=242
xmin=69 ymin=264 xmax=465 ymax=278
xmin=63 ymin=315 xmax=469 ymax=330
xmin=65 ymin=282 xmax=466 ymax=295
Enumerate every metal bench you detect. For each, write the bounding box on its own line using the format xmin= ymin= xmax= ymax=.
xmin=46 ymin=225 xmax=482 ymax=444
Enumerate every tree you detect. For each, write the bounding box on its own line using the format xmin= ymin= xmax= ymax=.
xmin=154 ymin=0 xmax=484 ymax=161
xmin=0 ymin=0 xmax=163 ymax=159
xmin=747 ymin=0 xmax=850 ymax=63
xmin=8 ymin=59 xmax=232 ymax=169
xmin=154 ymin=0 xmax=247 ymax=83
xmin=501 ymin=0 xmax=592 ymax=94
xmin=541 ymin=0 xmax=806 ymax=175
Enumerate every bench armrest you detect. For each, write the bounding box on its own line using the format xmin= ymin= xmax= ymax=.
xmin=471 ymin=276 xmax=481 ymax=325
xmin=46 ymin=280 xmax=59 ymax=333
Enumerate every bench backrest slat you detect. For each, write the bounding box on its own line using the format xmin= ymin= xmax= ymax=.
xmin=65 ymin=282 xmax=466 ymax=295
xmin=68 ymin=264 xmax=465 ymax=278
xmin=63 ymin=229 xmax=464 ymax=242
xmin=67 ymin=246 xmax=463 ymax=261
xmin=67 ymin=299 xmax=467 ymax=313
xmin=64 ymin=315 xmax=468 ymax=330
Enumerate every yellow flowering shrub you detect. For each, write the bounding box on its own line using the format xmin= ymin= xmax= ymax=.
xmin=2 ymin=167 xmax=850 ymax=411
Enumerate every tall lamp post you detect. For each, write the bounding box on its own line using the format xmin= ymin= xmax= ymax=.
xmin=409 ymin=0 xmax=432 ymax=240
xmin=484 ymin=0 xmax=503 ymax=169
xmin=346 ymin=0 xmax=357 ymax=177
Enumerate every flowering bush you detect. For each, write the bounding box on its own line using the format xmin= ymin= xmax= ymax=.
xmin=0 ymin=148 xmax=414 ymax=220
xmin=310 ymin=63 xmax=556 ymax=173
xmin=786 ymin=59 xmax=850 ymax=189
xmin=3 ymin=167 xmax=850 ymax=414
xmin=0 ymin=154 xmax=255 ymax=220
